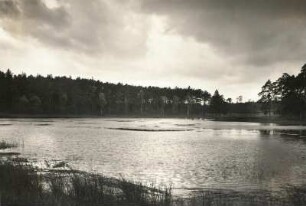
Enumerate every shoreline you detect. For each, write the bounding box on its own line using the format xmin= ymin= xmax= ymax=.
xmin=1 ymin=155 xmax=306 ymax=206
xmin=1 ymin=113 xmax=306 ymax=125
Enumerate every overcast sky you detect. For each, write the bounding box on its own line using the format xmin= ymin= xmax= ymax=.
xmin=1 ymin=0 xmax=306 ymax=101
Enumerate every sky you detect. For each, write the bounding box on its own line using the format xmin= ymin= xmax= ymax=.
xmin=0 ymin=0 xmax=306 ymax=101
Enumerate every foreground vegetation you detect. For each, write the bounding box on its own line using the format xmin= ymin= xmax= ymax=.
xmin=0 ymin=159 xmax=173 ymax=206
xmin=0 ymin=138 xmax=306 ymax=205
xmin=0 ymin=140 xmax=171 ymax=205
xmin=1 ymin=158 xmax=306 ymax=206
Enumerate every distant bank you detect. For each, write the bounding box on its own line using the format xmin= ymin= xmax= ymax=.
xmin=1 ymin=113 xmax=305 ymax=125
xmin=1 ymin=67 xmax=306 ymax=122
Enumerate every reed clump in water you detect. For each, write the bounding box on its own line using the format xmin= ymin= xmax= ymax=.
xmin=0 ymin=161 xmax=43 ymax=205
xmin=1 ymin=156 xmax=306 ymax=206
xmin=0 ymin=140 xmax=17 ymax=150
xmin=0 ymin=160 xmax=172 ymax=206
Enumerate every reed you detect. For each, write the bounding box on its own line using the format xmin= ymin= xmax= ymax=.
xmin=0 ymin=157 xmax=306 ymax=205
xmin=0 ymin=160 xmax=172 ymax=206
xmin=0 ymin=140 xmax=17 ymax=150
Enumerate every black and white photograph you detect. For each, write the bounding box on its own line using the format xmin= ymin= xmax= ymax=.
xmin=1 ymin=0 xmax=306 ymax=205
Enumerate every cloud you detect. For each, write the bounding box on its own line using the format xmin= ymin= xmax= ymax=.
xmin=0 ymin=0 xmax=20 ymax=18
xmin=0 ymin=0 xmax=70 ymax=48
xmin=0 ymin=0 xmax=149 ymax=56
xmin=1 ymin=0 xmax=306 ymax=101
xmin=141 ymin=0 xmax=306 ymax=66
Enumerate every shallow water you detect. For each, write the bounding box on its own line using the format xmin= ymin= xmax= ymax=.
xmin=1 ymin=118 xmax=306 ymax=196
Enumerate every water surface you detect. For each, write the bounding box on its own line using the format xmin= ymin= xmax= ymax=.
xmin=1 ymin=118 xmax=306 ymax=196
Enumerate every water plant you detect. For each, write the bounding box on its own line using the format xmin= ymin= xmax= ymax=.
xmin=0 ymin=159 xmax=306 ymax=206
xmin=0 ymin=140 xmax=17 ymax=150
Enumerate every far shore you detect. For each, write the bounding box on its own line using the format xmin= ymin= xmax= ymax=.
xmin=0 ymin=113 xmax=306 ymax=125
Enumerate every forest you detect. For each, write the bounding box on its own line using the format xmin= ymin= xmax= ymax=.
xmin=0 ymin=64 xmax=305 ymax=119
xmin=0 ymin=69 xmax=255 ymax=117
xmin=258 ymin=64 xmax=306 ymax=119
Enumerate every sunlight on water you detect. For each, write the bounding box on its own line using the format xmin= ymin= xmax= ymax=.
xmin=1 ymin=118 xmax=306 ymax=196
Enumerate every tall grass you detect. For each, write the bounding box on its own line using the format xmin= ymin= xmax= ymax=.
xmin=0 ymin=161 xmax=43 ymax=205
xmin=0 ymin=160 xmax=172 ymax=206
xmin=171 ymin=188 xmax=306 ymax=206
xmin=0 ymin=140 xmax=17 ymax=150
xmin=0 ymin=149 xmax=306 ymax=206
xmin=1 ymin=159 xmax=306 ymax=205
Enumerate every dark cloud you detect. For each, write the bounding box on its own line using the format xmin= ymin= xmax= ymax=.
xmin=1 ymin=0 xmax=305 ymax=100
xmin=0 ymin=0 xmax=148 ymax=56
xmin=21 ymin=0 xmax=68 ymax=26
xmin=141 ymin=0 xmax=306 ymax=66
xmin=0 ymin=0 xmax=20 ymax=17
xmin=0 ymin=0 xmax=70 ymax=48
xmin=0 ymin=0 xmax=68 ymax=26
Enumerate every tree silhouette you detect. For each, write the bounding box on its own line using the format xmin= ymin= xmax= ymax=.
xmin=258 ymin=64 xmax=306 ymax=119
xmin=210 ymin=90 xmax=226 ymax=114
xmin=1 ymin=69 xmax=264 ymax=118
xmin=138 ymin=89 xmax=145 ymax=115
xmin=202 ymin=91 xmax=211 ymax=117
xmin=98 ymin=91 xmax=107 ymax=116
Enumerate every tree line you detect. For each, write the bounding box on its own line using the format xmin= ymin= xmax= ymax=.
xmin=0 ymin=69 xmax=236 ymax=117
xmin=258 ymin=64 xmax=306 ymax=119
xmin=5 ymin=65 xmax=305 ymax=119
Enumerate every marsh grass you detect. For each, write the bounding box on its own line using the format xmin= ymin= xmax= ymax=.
xmin=172 ymin=188 xmax=306 ymax=206
xmin=0 ymin=161 xmax=44 ymax=205
xmin=0 ymin=159 xmax=306 ymax=206
xmin=0 ymin=160 xmax=172 ymax=206
xmin=0 ymin=140 xmax=17 ymax=150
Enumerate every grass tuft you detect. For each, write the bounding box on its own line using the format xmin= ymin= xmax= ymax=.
xmin=0 ymin=160 xmax=172 ymax=206
xmin=0 ymin=140 xmax=17 ymax=150
xmin=1 ymin=159 xmax=306 ymax=205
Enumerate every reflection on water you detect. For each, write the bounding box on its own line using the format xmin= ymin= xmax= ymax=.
xmin=1 ymin=118 xmax=306 ymax=196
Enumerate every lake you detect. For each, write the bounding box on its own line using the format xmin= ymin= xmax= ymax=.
xmin=1 ymin=118 xmax=306 ymax=196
